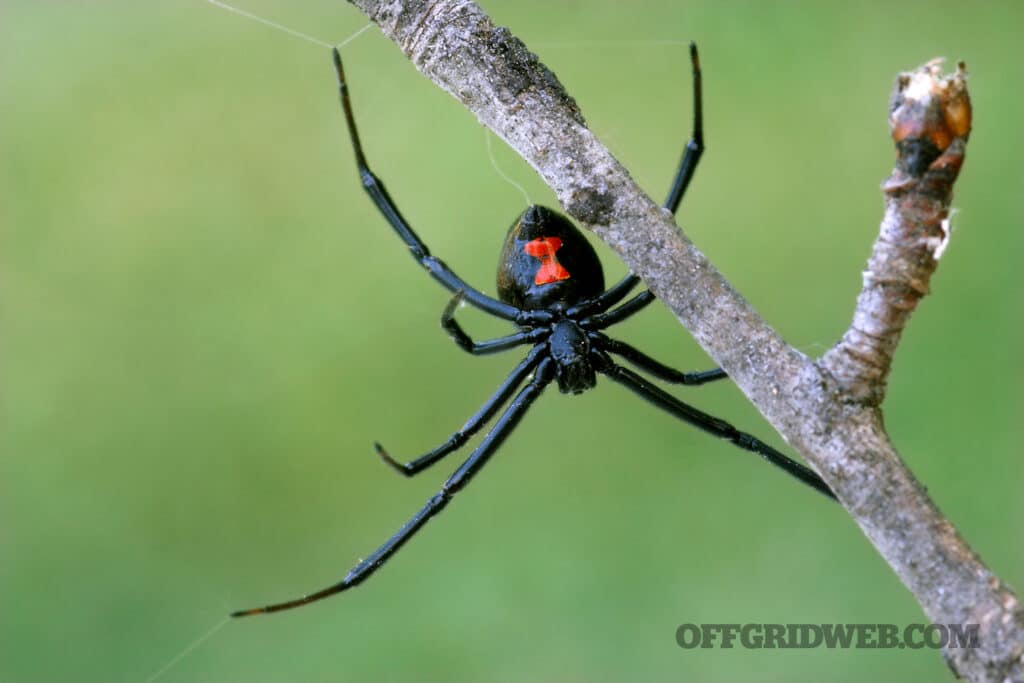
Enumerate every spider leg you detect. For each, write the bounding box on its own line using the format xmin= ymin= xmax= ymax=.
xmin=442 ymin=292 xmax=549 ymax=355
xmin=589 ymin=331 xmax=726 ymax=386
xmin=376 ymin=345 xmax=547 ymax=476
xmin=331 ymin=50 xmax=547 ymax=326
xmin=593 ymin=352 xmax=836 ymax=501
xmin=664 ymin=42 xmax=705 ymax=215
xmin=581 ymin=290 xmax=656 ymax=329
xmin=567 ymin=274 xmax=640 ymax=318
xmin=231 ymin=359 xmax=556 ymax=617
xmin=572 ymin=42 xmax=706 ymax=317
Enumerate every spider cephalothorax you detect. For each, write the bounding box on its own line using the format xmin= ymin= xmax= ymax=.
xmin=231 ymin=44 xmax=836 ymax=619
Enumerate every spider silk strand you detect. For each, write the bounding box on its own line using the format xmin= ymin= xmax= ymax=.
xmin=141 ymin=616 xmax=230 ymax=683
xmin=205 ymin=0 xmax=372 ymax=51
xmin=486 ymin=130 xmax=533 ymax=206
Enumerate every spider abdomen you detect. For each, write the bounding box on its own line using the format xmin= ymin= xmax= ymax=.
xmin=496 ymin=205 xmax=605 ymax=310
xmin=548 ymin=319 xmax=596 ymax=394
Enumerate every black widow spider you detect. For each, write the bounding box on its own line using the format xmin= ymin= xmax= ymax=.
xmin=232 ymin=43 xmax=836 ymax=618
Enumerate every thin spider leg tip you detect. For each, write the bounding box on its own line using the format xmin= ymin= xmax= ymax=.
xmin=373 ymin=442 xmax=410 ymax=473
xmin=332 ymin=48 xmax=346 ymax=83
xmin=231 ymin=598 xmax=308 ymax=617
xmin=373 ymin=441 xmax=394 ymax=461
xmin=229 ymin=598 xmax=307 ymax=618
xmin=689 ymin=41 xmax=699 ymax=64
xmin=231 ymin=579 xmax=353 ymax=617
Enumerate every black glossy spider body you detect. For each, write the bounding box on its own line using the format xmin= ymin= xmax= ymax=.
xmin=231 ymin=44 xmax=835 ymax=618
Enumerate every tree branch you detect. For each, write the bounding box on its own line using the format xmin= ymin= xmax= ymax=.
xmin=346 ymin=1 xmax=1024 ymax=679
xmin=821 ymin=59 xmax=972 ymax=405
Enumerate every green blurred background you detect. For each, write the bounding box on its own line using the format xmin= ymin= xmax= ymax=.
xmin=3 ymin=1 xmax=1022 ymax=681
